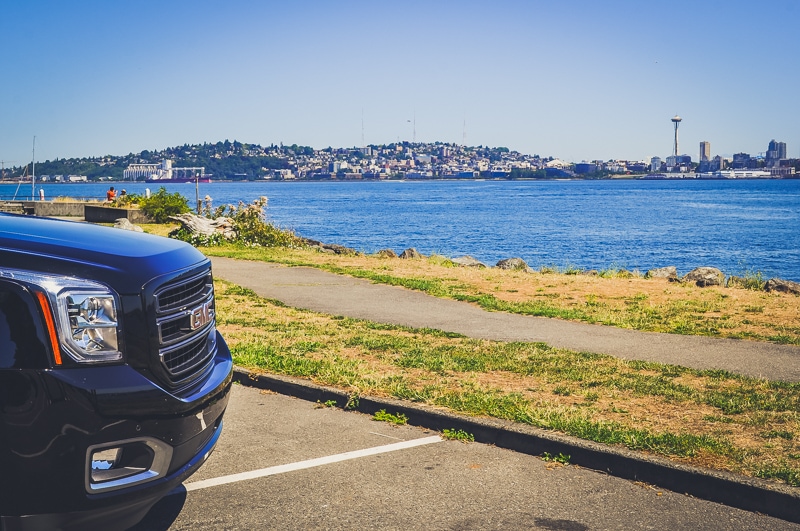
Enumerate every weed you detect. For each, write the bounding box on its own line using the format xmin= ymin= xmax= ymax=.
xmin=373 ymin=409 xmax=408 ymax=425
xmin=442 ymin=429 xmax=475 ymax=443
xmin=542 ymin=452 xmax=571 ymax=465
xmin=733 ymin=262 xmax=767 ymax=291
xmin=316 ymin=399 xmax=338 ymax=408
xmin=345 ymin=393 xmax=360 ymax=410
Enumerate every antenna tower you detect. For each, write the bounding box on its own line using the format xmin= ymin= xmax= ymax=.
xmin=671 ymin=115 xmax=682 ymax=158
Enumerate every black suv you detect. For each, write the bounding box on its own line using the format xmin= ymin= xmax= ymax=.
xmin=0 ymin=214 xmax=232 ymax=530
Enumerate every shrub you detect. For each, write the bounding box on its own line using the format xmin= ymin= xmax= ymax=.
xmin=172 ymin=197 xmax=302 ymax=248
xmin=139 ymin=187 xmax=190 ymax=223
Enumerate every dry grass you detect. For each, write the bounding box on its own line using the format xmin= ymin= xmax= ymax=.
xmin=215 ymin=280 xmax=800 ymax=486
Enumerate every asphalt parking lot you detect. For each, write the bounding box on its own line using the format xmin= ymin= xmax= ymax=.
xmin=133 ymin=384 xmax=800 ymax=531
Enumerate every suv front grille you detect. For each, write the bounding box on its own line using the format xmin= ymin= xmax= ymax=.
xmin=156 ymin=274 xmax=212 ymax=313
xmin=153 ymin=270 xmax=217 ymax=389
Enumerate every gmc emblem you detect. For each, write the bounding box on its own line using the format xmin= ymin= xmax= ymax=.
xmin=189 ymin=302 xmax=214 ymax=330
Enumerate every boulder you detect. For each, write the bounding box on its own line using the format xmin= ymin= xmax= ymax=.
xmin=682 ymin=267 xmax=725 ymax=287
xmin=300 ymin=237 xmax=358 ymax=255
xmin=646 ymin=266 xmax=678 ymax=281
xmin=114 ymin=218 xmax=143 ymax=232
xmin=495 ymin=258 xmax=532 ymax=272
xmin=375 ymin=249 xmax=398 ymax=258
xmin=765 ymin=278 xmax=800 ymax=295
xmin=321 ymin=243 xmax=358 ymax=255
xmin=302 ymin=237 xmax=323 ymax=247
xmin=399 ymin=248 xmax=424 ymax=260
xmin=451 ymin=256 xmax=488 ymax=268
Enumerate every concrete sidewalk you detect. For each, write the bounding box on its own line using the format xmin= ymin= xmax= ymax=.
xmin=210 ymin=256 xmax=800 ymax=382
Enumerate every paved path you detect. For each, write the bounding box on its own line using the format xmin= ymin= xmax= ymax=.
xmin=210 ymin=257 xmax=800 ymax=382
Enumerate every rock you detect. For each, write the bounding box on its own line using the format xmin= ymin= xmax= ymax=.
xmin=375 ymin=249 xmax=398 ymax=258
xmin=302 ymin=237 xmax=323 ymax=247
xmin=114 ymin=218 xmax=143 ymax=232
xmin=299 ymin=237 xmax=357 ymax=255
xmin=399 ymin=248 xmax=423 ymax=259
xmin=765 ymin=278 xmax=800 ymax=295
xmin=170 ymin=213 xmax=236 ymax=240
xmin=682 ymin=267 xmax=725 ymax=287
xmin=646 ymin=266 xmax=678 ymax=281
xmin=495 ymin=258 xmax=532 ymax=272
xmin=321 ymin=243 xmax=358 ymax=255
xmin=451 ymin=256 xmax=487 ymax=268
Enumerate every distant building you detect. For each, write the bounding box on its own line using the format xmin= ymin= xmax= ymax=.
xmin=699 ymin=141 xmax=711 ymax=162
xmin=766 ymin=139 xmax=787 ymax=167
xmin=650 ymin=157 xmax=662 ymax=172
xmin=628 ymin=161 xmax=649 ymax=173
xmin=575 ymin=162 xmax=599 ymax=174
xmin=699 ymin=154 xmax=726 ymax=173
xmin=732 ymin=153 xmax=752 ymax=169
xmin=331 ymin=161 xmax=349 ymax=172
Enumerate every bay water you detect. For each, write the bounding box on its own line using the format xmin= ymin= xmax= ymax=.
xmin=3 ymin=179 xmax=799 ymax=281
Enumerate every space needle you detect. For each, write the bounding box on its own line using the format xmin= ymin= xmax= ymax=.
xmin=671 ymin=115 xmax=682 ymax=157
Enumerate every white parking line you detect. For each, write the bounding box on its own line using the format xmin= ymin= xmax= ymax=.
xmin=183 ymin=435 xmax=444 ymax=492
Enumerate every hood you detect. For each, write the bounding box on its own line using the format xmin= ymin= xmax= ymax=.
xmin=0 ymin=214 xmax=208 ymax=294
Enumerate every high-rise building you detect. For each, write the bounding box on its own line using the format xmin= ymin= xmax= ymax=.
xmin=699 ymin=141 xmax=710 ymax=162
xmin=766 ymin=139 xmax=787 ymax=167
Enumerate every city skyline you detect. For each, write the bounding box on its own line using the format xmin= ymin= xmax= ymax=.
xmin=1 ymin=0 xmax=798 ymax=167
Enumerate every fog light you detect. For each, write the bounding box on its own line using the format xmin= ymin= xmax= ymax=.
xmin=86 ymin=438 xmax=173 ymax=493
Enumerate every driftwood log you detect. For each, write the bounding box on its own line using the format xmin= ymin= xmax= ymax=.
xmin=170 ymin=213 xmax=237 ymax=240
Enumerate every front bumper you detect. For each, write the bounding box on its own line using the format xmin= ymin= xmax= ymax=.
xmin=0 ymin=333 xmax=233 ymax=530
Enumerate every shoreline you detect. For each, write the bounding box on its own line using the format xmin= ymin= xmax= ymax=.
xmin=3 ymin=173 xmax=800 ymax=186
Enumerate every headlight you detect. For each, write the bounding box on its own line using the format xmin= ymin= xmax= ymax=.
xmin=0 ymin=269 xmax=123 ymax=364
xmin=58 ymin=289 xmax=121 ymax=362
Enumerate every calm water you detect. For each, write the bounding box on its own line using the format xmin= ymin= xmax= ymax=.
xmin=4 ymin=179 xmax=800 ymax=281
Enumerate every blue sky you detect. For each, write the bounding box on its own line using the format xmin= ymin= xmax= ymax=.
xmin=1 ymin=0 xmax=797 ymax=166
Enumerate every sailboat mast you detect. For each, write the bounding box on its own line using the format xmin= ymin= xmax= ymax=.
xmin=31 ymin=136 xmax=36 ymax=200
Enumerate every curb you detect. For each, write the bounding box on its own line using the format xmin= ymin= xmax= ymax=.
xmin=233 ymin=367 xmax=800 ymax=524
